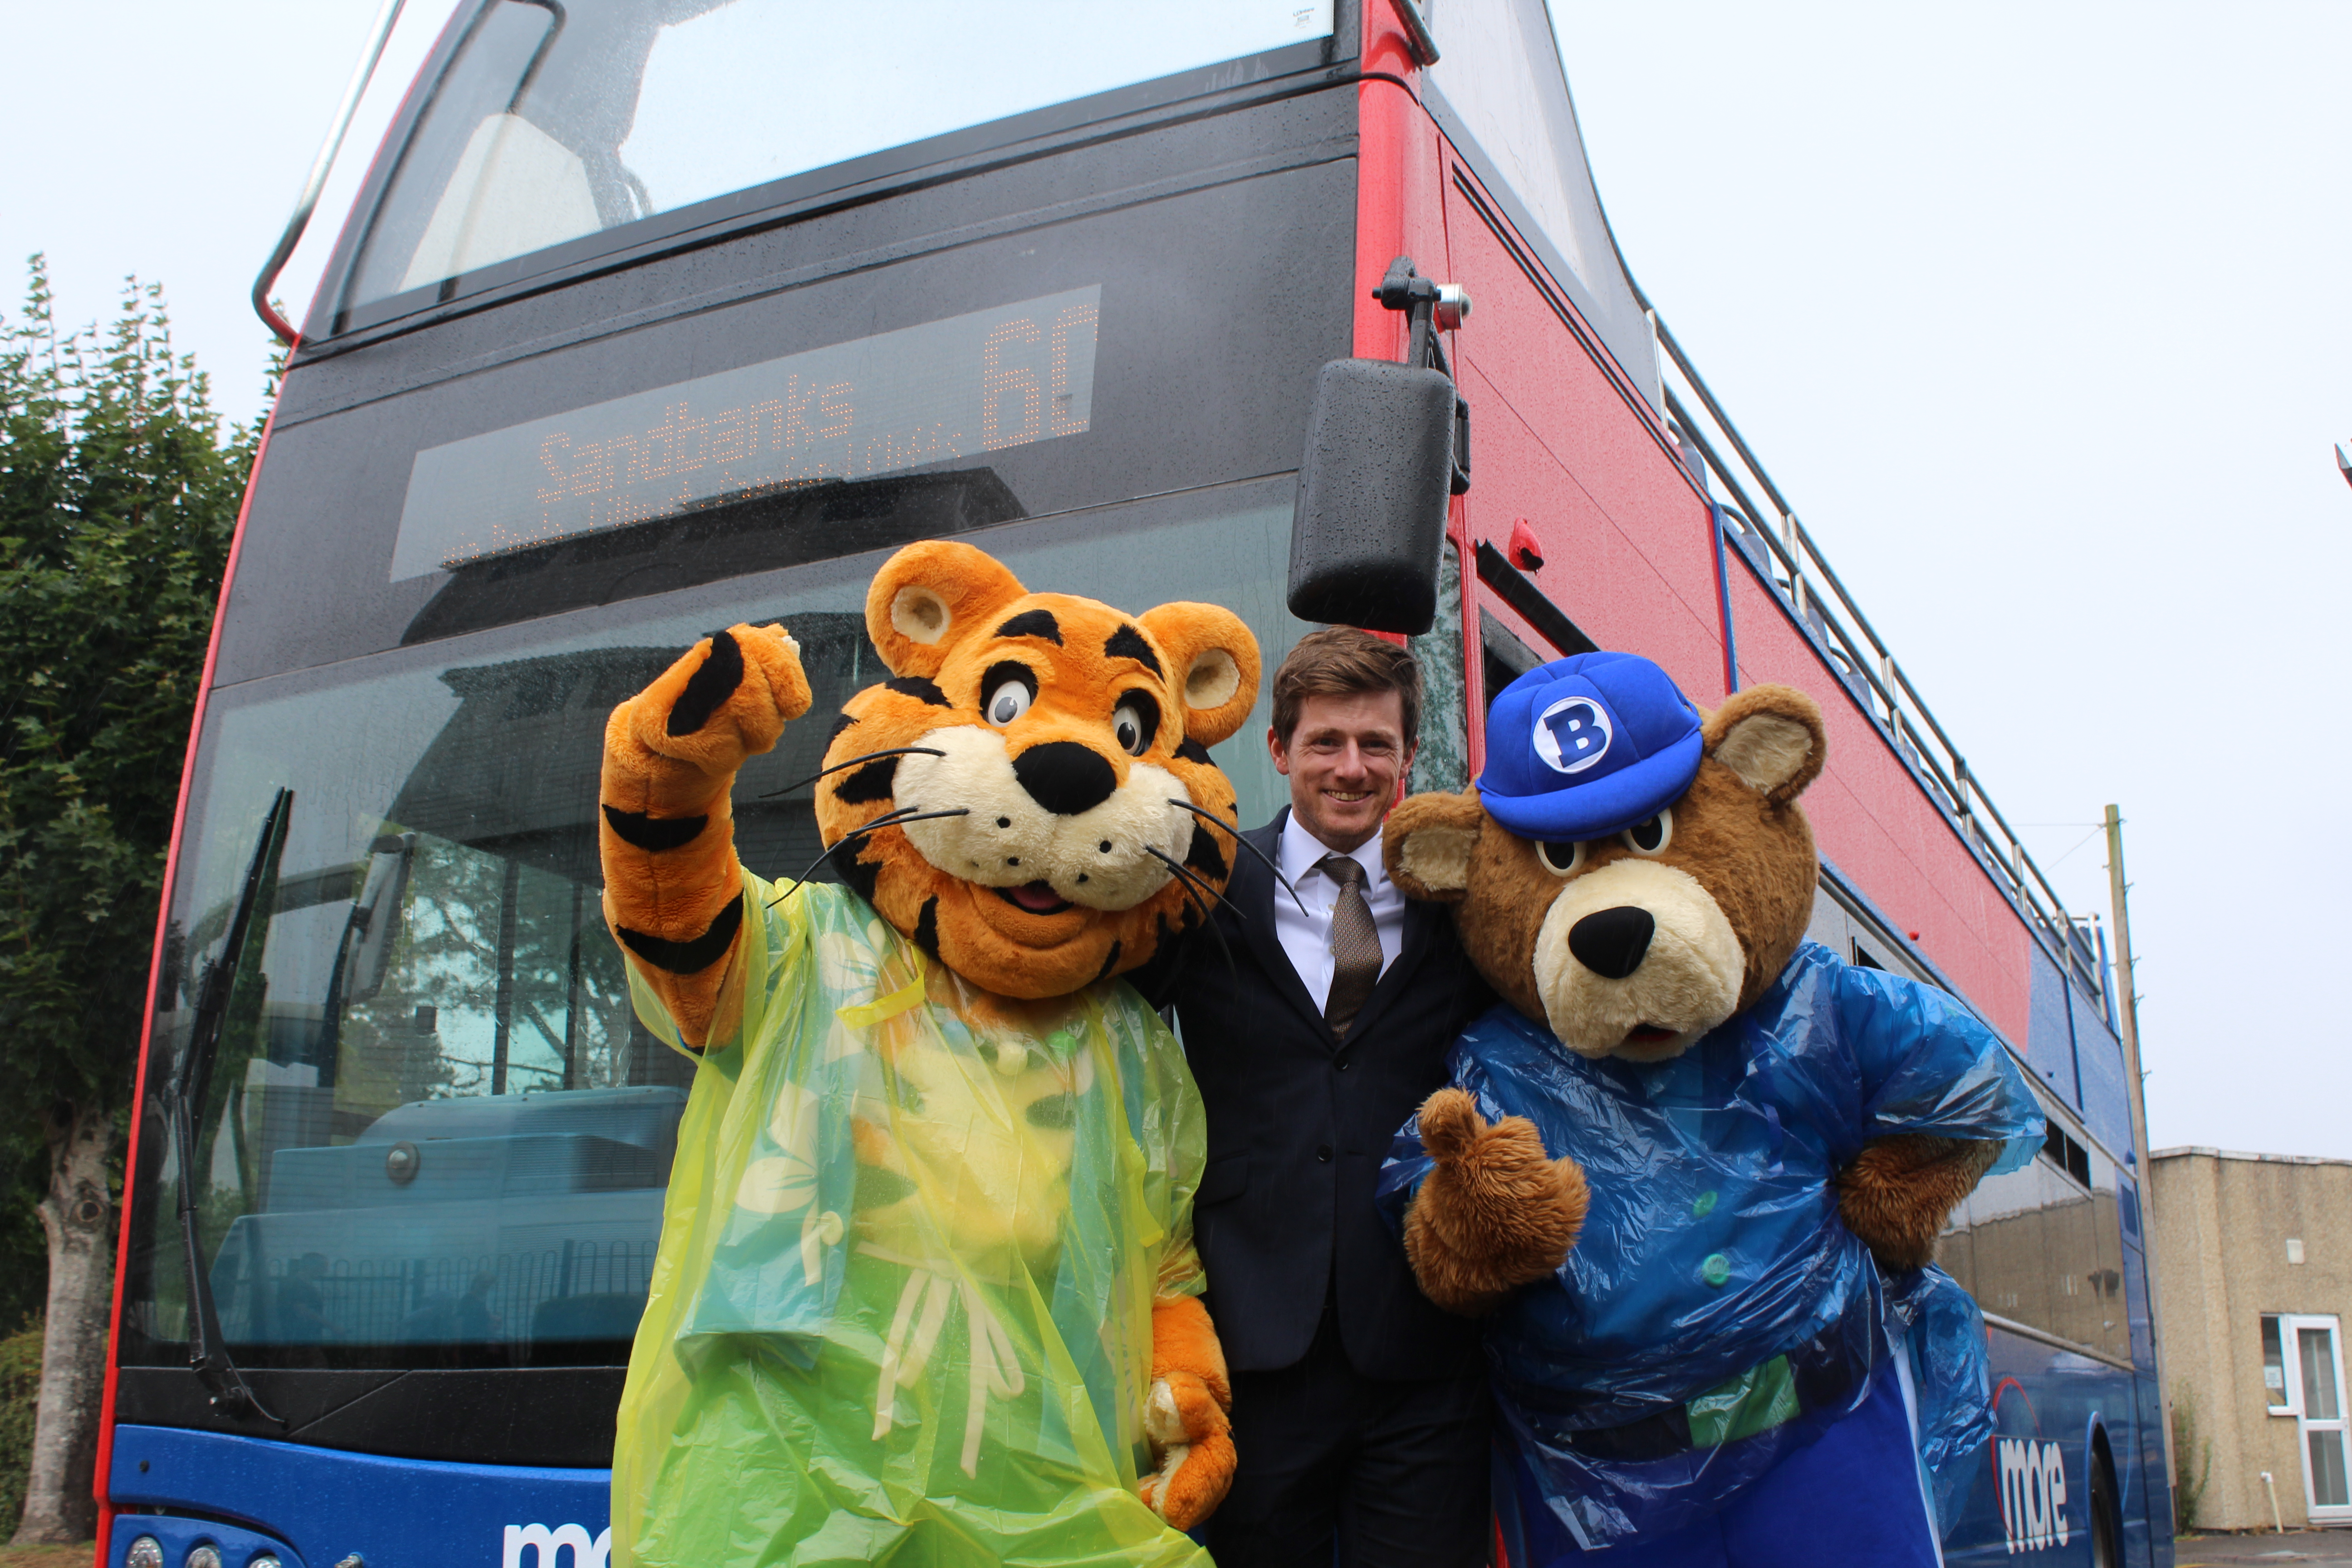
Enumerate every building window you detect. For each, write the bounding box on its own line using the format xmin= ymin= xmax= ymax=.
xmin=2267 ymin=1315 xmax=2295 ymax=1411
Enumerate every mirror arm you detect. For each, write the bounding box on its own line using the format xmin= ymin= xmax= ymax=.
xmin=1372 ymin=256 xmax=1471 ymax=494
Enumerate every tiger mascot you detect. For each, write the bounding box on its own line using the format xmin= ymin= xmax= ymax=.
xmin=601 ymin=540 xmax=1257 ymax=1567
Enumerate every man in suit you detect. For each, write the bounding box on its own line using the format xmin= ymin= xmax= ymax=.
xmin=1145 ymin=627 xmax=1494 ymax=1568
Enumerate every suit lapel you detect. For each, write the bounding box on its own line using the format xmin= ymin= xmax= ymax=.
xmin=1234 ymin=809 xmax=1331 ymax=1040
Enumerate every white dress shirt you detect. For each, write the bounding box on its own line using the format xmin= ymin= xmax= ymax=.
xmin=1273 ymin=813 xmax=1406 ymax=1013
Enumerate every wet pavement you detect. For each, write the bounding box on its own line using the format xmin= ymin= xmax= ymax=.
xmin=2176 ymin=1531 xmax=2352 ymax=1566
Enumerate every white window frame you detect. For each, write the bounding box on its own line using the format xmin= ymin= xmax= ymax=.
xmin=2276 ymin=1313 xmax=2352 ymax=1524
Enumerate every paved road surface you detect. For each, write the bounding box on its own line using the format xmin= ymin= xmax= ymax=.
xmin=2177 ymin=1531 xmax=2352 ymax=1566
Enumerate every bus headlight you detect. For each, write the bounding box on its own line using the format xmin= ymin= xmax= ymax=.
xmin=123 ymin=1539 xmax=163 ymax=1568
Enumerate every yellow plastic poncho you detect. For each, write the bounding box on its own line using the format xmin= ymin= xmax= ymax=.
xmin=611 ymin=874 xmax=1212 ymax=1568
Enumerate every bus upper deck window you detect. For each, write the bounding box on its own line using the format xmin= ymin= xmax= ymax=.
xmin=341 ymin=0 xmax=1337 ymax=318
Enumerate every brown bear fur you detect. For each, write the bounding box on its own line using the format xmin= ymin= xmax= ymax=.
xmin=1403 ymin=1088 xmax=1590 ymax=1314
xmin=1384 ymin=682 xmax=1999 ymax=1294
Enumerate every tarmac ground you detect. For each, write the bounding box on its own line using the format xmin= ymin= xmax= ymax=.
xmin=2177 ymin=1530 xmax=2352 ymax=1566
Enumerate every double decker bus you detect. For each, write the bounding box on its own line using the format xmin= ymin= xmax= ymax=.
xmin=97 ymin=2 xmax=2172 ymax=1565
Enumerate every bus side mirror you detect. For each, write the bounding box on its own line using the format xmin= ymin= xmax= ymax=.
xmin=1285 ymin=357 xmax=1457 ymax=634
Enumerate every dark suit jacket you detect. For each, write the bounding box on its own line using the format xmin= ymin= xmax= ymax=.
xmin=1141 ymin=809 xmax=1493 ymax=1381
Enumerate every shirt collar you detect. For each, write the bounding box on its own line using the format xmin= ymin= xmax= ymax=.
xmin=1279 ymin=810 xmax=1388 ymax=890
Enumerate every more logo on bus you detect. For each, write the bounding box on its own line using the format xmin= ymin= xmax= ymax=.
xmin=1997 ymin=1437 xmax=2070 ymax=1553
xmin=502 ymin=1523 xmax=612 ymax=1568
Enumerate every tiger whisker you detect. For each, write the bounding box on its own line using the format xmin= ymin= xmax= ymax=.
xmin=1143 ymin=846 xmax=1240 ymax=985
xmin=1143 ymin=845 xmax=1247 ymax=925
xmin=758 ymin=746 xmax=947 ymax=799
xmin=770 ymin=807 xmax=970 ymax=903
xmin=1166 ymin=799 xmax=1308 ymax=916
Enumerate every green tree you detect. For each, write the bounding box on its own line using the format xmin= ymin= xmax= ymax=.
xmin=0 ymin=257 xmax=256 ymax=1543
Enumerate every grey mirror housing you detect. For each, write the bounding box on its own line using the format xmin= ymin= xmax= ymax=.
xmin=1286 ymin=357 xmax=1456 ymax=634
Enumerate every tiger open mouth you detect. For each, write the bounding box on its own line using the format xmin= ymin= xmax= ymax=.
xmin=996 ymin=881 xmax=1076 ymax=916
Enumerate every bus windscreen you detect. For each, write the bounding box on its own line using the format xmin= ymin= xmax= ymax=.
xmin=392 ymin=287 xmax=1101 ymax=578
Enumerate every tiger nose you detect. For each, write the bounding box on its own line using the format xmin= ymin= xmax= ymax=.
xmin=1012 ymin=741 xmax=1118 ymax=815
xmin=1568 ymin=906 xmax=1655 ymax=980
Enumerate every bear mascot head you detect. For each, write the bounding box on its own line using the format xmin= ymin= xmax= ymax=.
xmin=1376 ymin=651 xmax=2044 ymax=1553
xmin=598 ymin=541 xmax=1256 ymax=1563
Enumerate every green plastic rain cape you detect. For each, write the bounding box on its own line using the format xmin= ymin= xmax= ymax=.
xmin=611 ymin=874 xmax=1212 ymax=1568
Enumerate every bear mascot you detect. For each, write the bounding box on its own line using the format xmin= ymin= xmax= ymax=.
xmin=1375 ymin=652 xmax=2045 ymax=1567
xmin=598 ymin=541 xmax=1259 ymax=1566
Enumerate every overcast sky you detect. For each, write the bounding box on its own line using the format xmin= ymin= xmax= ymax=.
xmin=5 ymin=3 xmax=2349 ymax=1157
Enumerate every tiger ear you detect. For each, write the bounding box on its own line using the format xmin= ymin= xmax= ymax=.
xmin=864 ymin=541 xmax=1030 ymax=678
xmin=1137 ymin=603 xmax=1262 ymax=747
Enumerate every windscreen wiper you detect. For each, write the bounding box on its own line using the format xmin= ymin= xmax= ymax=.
xmin=167 ymin=787 xmax=292 ymax=1425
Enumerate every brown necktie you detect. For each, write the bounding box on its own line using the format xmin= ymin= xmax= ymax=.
xmin=1320 ymin=854 xmax=1382 ymax=1039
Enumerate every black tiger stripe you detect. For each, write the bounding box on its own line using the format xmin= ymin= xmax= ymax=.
xmin=615 ymin=896 xmax=744 ymax=975
xmin=1184 ymin=824 xmax=1229 ymax=881
xmin=1090 ymin=940 xmax=1123 ymax=984
xmin=831 ymin=757 xmax=900 ymax=805
xmin=667 ymin=630 xmax=745 ymax=737
xmin=1174 ymin=737 xmax=1212 ymax=765
xmin=602 ymin=805 xmax=708 ymax=852
xmin=994 ymin=608 xmax=1063 ymax=644
xmin=827 ymin=711 xmax=860 ymax=746
xmin=1102 ymin=625 xmax=1163 ymax=677
xmin=911 ymin=895 xmax=941 ymax=957
xmin=838 ymin=843 xmax=882 ymax=906
xmin=885 ymin=675 xmax=952 ymax=707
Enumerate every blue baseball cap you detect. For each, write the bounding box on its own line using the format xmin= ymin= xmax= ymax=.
xmin=1478 ymin=652 xmax=1705 ymax=841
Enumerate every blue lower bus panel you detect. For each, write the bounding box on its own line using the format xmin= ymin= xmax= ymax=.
xmin=110 ymin=1425 xmax=609 ymax=1568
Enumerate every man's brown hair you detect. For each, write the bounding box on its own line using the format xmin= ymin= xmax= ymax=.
xmin=1271 ymin=627 xmax=1423 ymax=749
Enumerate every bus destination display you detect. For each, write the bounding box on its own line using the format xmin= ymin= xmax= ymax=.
xmin=391 ymin=286 xmax=1102 ymax=579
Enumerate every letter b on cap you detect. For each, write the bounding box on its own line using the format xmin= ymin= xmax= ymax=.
xmin=1534 ymin=697 xmax=1611 ymax=774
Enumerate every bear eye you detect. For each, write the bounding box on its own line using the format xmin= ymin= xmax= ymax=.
xmin=1111 ymin=693 xmax=1158 ymax=757
xmin=1618 ymin=809 xmax=1673 ymax=857
xmin=1536 ymin=839 xmax=1587 ymax=877
xmin=984 ymin=676 xmax=1033 ymax=727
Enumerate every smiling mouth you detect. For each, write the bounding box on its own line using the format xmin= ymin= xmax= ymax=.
xmin=1625 ymin=1024 xmax=1675 ymax=1044
xmin=996 ymin=881 xmax=1074 ymax=916
xmin=1324 ymin=789 xmax=1374 ymax=803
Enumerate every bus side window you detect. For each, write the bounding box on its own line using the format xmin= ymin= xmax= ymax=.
xmin=1480 ymin=608 xmax=1540 ymax=712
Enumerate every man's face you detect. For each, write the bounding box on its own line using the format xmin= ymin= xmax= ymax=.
xmin=1269 ymin=689 xmax=1416 ymax=854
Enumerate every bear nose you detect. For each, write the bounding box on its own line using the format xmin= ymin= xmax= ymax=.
xmin=1012 ymin=740 xmax=1118 ymax=815
xmin=1568 ymin=906 xmax=1655 ymax=980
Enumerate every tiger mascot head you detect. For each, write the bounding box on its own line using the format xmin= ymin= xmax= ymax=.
xmin=810 ymin=540 xmax=1260 ymax=999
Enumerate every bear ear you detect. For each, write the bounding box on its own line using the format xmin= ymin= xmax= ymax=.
xmin=864 ymin=541 xmax=1030 ymax=678
xmin=1383 ymin=791 xmax=1486 ymax=903
xmin=1137 ymin=603 xmax=1261 ymax=747
xmin=1704 ymin=684 xmax=1827 ymax=805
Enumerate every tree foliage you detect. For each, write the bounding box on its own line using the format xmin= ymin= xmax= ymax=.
xmin=0 ymin=256 xmax=254 ymax=1122
xmin=0 ymin=255 xmax=260 ymax=1539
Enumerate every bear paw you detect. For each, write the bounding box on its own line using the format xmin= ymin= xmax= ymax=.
xmin=1836 ymin=1133 xmax=1998 ymax=1271
xmin=1406 ymin=1088 xmax=1588 ymax=1315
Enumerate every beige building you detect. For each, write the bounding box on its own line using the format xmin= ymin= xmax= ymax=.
xmin=2152 ymin=1147 xmax=2352 ymax=1532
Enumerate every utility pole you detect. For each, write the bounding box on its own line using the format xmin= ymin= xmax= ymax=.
xmin=2106 ymin=805 xmax=2151 ymax=1174
xmin=2106 ymin=803 xmax=2171 ymax=1488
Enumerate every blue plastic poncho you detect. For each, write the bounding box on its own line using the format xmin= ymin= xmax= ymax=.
xmin=1377 ymin=941 xmax=2043 ymax=1547
xmin=612 ymin=876 xmax=1212 ymax=1567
